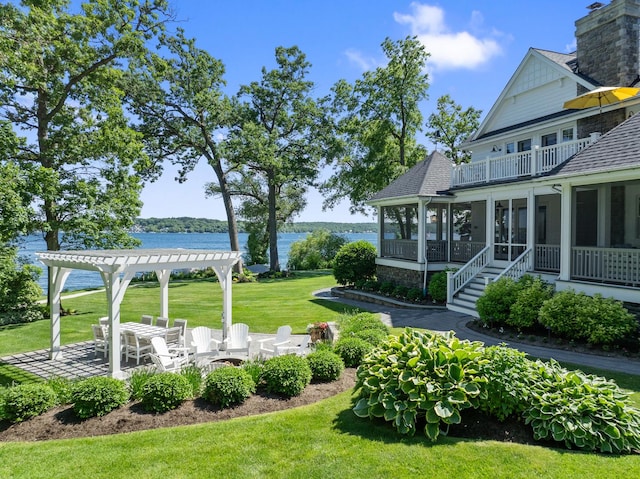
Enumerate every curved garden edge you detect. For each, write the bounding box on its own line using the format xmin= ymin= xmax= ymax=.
xmin=0 ymin=369 xmax=358 ymax=442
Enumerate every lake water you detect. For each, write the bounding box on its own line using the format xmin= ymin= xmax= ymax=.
xmin=19 ymin=232 xmax=377 ymax=291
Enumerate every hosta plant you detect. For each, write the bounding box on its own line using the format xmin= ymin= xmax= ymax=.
xmin=523 ymin=359 xmax=640 ymax=453
xmin=353 ymin=329 xmax=488 ymax=441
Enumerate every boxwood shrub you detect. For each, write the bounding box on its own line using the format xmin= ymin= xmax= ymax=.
xmin=204 ymin=366 xmax=256 ymax=408
xmin=306 ymin=350 xmax=344 ymax=382
xmin=2 ymin=383 xmax=57 ymax=423
xmin=338 ymin=312 xmax=389 ymax=337
xmin=476 ymin=277 xmax=522 ymax=327
xmin=262 ymin=355 xmax=312 ymax=398
xmin=72 ymin=376 xmax=129 ymax=419
xmin=427 ymin=271 xmax=448 ymax=303
xmin=334 ymin=337 xmax=374 ymax=368
xmin=141 ymin=372 xmax=192 ymax=413
xmin=507 ymin=277 xmax=554 ymax=331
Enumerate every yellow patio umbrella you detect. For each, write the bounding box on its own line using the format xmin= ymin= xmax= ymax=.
xmin=563 ymin=86 xmax=640 ymax=110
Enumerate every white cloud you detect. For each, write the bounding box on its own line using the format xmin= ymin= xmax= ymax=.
xmin=393 ymin=2 xmax=503 ymax=72
xmin=565 ymin=39 xmax=577 ymax=53
xmin=344 ymin=48 xmax=380 ymax=71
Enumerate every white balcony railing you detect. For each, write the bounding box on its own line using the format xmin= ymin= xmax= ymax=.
xmin=451 ymin=137 xmax=594 ymax=187
xmin=572 ymin=247 xmax=640 ymax=285
xmin=535 ymin=244 xmax=560 ymax=271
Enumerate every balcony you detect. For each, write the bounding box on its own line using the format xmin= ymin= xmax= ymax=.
xmin=451 ymin=137 xmax=594 ymax=187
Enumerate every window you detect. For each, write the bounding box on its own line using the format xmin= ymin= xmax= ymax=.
xmin=506 ymin=142 xmax=515 ymax=154
xmin=517 ymin=139 xmax=531 ymax=152
xmin=541 ymin=133 xmax=557 ymax=147
xmin=562 ymin=128 xmax=574 ymax=142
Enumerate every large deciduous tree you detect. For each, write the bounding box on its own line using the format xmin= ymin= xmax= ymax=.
xmin=0 ymin=0 xmax=173 ymax=253
xmin=425 ymin=94 xmax=482 ymax=164
xmin=223 ymin=46 xmax=330 ymax=272
xmin=320 ymin=36 xmax=430 ymax=215
xmin=125 ymin=29 xmax=243 ymax=271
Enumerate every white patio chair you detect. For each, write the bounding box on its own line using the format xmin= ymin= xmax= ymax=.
xmin=156 ymin=317 xmax=169 ymax=328
xmin=122 ymin=330 xmax=153 ymax=365
xmin=173 ymin=319 xmax=188 ymax=347
xmin=98 ymin=316 xmax=109 ymax=326
xmin=279 ymin=335 xmax=312 ymax=357
xmin=92 ymin=324 xmax=108 ymax=358
xmin=150 ymin=337 xmax=189 ymax=372
xmin=223 ymin=323 xmax=252 ymax=357
xmin=258 ymin=325 xmax=292 ymax=357
xmin=140 ymin=315 xmax=153 ymax=325
xmin=165 ymin=326 xmax=182 ymax=349
xmin=190 ymin=326 xmax=220 ymax=360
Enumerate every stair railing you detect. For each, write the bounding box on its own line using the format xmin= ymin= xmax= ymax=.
xmin=492 ymin=248 xmax=533 ymax=283
xmin=447 ymin=245 xmax=490 ymax=303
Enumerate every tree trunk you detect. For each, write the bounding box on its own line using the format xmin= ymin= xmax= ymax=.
xmin=267 ymin=172 xmax=280 ymax=272
xmin=208 ymin=157 xmax=243 ymax=274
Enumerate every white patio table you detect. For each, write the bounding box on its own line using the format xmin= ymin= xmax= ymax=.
xmin=120 ymin=322 xmax=170 ymax=339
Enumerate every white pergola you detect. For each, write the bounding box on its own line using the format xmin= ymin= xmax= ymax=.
xmin=36 ymin=249 xmax=242 ymax=378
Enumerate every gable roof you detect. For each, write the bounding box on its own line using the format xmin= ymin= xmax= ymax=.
xmin=368 ymin=151 xmax=451 ymax=203
xmin=467 ymin=48 xmax=598 ymax=143
xmin=550 ymin=111 xmax=640 ymax=177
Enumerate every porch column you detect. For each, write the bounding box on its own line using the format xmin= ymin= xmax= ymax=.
xmin=527 ymin=190 xmax=535 ymax=268
xmin=417 ymin=200 xmax=425 ymax=264
xmin=212 ymin=263 xmax=234 ymax=342
xmin=156 ymin=269 xmax=171 ymax=318
xmin=486 ymin=194 xmax=494 ymax=262
xmin=559 ymin=184 xmax=572 ymax=281
xmin=48 ymin=267 xmax=72 ymax=360
xmin=376 ymin=206 xmax=383 ymax=257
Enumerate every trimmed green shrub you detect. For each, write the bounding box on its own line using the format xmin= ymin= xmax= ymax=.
xmin=353 ymin=328 xmax=387 ymax=346
xmin=241 ymin=359 xmax=266 ymax=386
xmin=362 ymin=280 xmax=381 ymax=292
xmin=406 ymin=287 xmax=425 ymax=302
xmin=204 ymin=366 xmax=256 ymax=408
xmin=45 ymin=376 xmax=76 ymax=405
xmin=476 ymin=277 xmax=521 ymax=327
xmin=180 ymin=365 xmax=204 ymax=398
xmin=128 ymin=368 xmax=156 ymax=401
xmin=334 ymin=337 xmax=373 ymax=368
xmin=507 ymin=277 xmax=553 ymax=331
xmin=539 ymin=290 xmax=636 ymax=345
xmin=2 ymin=383 xmax=57 ymax=423
xmin=393 ymin=285 xmax=409 ymax=299
xmin=338 ymin=312 xmax=389 ymax=337
xmin=332 ymin=240 xmax=376 ymax=286
xmin=428 ymin=271 xmax=448 ymax=303
xmin=262 ymin=354 xmax=312 ymax=398
xmin=72 ymin=377 xmax=129 ymax=419
xmin=141 ymin=373 xmax=192 ymax=413
xmin=306 ymin=350 xmax=344 ymax=382
xmin=353 ymin=329 xmax=488 ymax=441
xmin=523 ymin=359 xmax=640 ymax=453
xmin=379 ymin=281 xmax=395 ymax=295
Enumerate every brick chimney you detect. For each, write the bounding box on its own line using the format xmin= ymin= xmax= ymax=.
xmin=575 ymin=0 xmax=640 ymax=86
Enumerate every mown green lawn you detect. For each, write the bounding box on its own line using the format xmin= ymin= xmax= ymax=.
xmin=0 ymin=271 xmax=357 ymax=357
xmin=1 ymin=390 xmax=639 ymax=479
xmin=1 ymin=271 xmax=639 ymax=477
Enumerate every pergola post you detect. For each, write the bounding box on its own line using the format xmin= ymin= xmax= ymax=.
xmin=213 ymin=263 xmax=234 ymax=342
xmin=156 ymin=269 xmax=171 ymax=318
xmin=48 ymin=267 xmax=71 ymax=360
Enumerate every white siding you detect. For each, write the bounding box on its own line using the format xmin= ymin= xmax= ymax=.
xmin=484 ymin=57 xmax=578 ymax=132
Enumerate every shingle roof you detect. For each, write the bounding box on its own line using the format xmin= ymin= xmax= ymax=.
xmin=369 ymin=151 xmax=452 ymax=201
xmin=551 ymin=111 xmax=640 ymax=176
xmin=534 ymin=49 xmax=576 ymax=72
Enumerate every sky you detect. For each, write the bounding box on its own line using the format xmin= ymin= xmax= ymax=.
xmin=139 ymin=0 xmax=588 ymax=223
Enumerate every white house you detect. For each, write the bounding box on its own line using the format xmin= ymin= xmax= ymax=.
xmin=368 ymin=0 xmax=640 ymax=317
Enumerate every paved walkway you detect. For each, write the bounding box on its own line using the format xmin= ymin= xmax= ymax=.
xmin=316 ymin=289 xmax=640 ymax=376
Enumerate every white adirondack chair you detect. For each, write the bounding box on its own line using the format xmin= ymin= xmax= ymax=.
xmin=149 ymin=336 xmax=189 ymax=372
xmin=190 ymin=326 xmax=220 ymax=362
xmin=223 ymin=323 xmax=252 ymax=357
xmin=279 ymin=335 xmax=312 ymax=357
xmin=258 ymin=325 xmax=292 ymax=357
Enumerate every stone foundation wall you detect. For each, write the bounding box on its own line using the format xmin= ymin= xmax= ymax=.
xmin=376 ymin=265 xmax=423 ymax=289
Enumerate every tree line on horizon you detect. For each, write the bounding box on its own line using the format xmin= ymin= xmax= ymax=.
xmin=134 ymin=218 xmax=377 ymax=234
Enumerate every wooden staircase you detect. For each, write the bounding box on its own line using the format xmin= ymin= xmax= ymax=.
xmin=447 ymin=266 xmax=504 ymax=317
